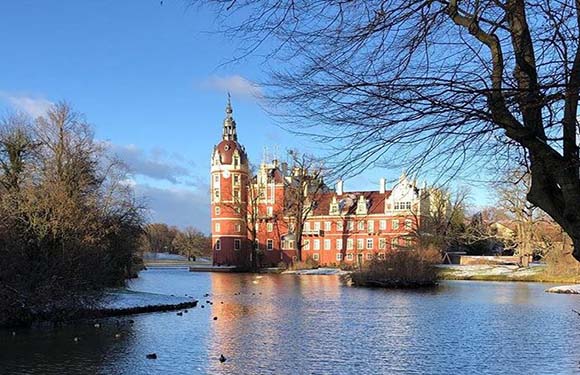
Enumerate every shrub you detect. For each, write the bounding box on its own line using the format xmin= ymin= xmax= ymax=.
xmin=291 ymin=256 xmax=319 ymax=270
xmin=350 ymin=247 xmax=440 ymax=288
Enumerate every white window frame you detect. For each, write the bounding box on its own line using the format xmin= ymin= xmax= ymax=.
xmin=347 ymin=221 xmax=354 ymax=231
xmin=358 ymin=221 xmax=365 ymax=231
xmin=313 ymin=239 xmax=320 ymax=251
xmin=347 ymin=238 xmax=354 ymax=250
xmin=324 ymin=221 xmax=331 ymax=231
xmin=304 ymin=240 xmax=310 ymax=250
xmin=405 ymin=219 xmax=412 ymax=230
xmin=267 ymin=206 xmax=273 ymax=216
xmin=235 ymin=223 xmax=241 ymax=233
xmin=324 ymin=239 xmax=331 ymax=250
xmin=379 ymin=220 xmax=387 ymax=231
xmin=267 ymin=239 xmax=274 ymax=251
xmin=336 ymin=253 xmax=343 ymax=261
xmin=368 ymin=220 xmax=374 ymax=233
xmin=215 ymin=223 xmax=221 ymax=233
xmin=391 ymin=238 xmax=398 ymax=248
xmin=267 ymin=222 xmax=274 ymax=232
xmin=337 ymin=221 xmax=344 ymax=231
xmin=288 ymin=240 xmax=295 ymax=249
xmin=346 ymin=253 xmax=354 ymax=261
xmin=234 ymin=239 xmax=241 ymax=250
xmin=392 ymin=219 xmax=399 ymax=230
xmin=379 ymin=238 xmax=386 ymax=249
xmin=215 ymin=206 xmax=220 ymax=216
xmin=366 ymin=238 xmax=373 ymax=249
xmin=304 ymin=222 xmax=311 ymax=231
xmin=366 ymin=253 xmax=373 ymax=260
xmin=215 ymin=239 xmax=221 ymax=251
xmin=336 ymin=239 xmax=343 ymax=250
xmin=314 ymin=221 xmax=321 ymax=231
xmin=357 ymin=238 xmax=364 ymax=250
xmin=312 ymin=253 xmax=320 ymax=261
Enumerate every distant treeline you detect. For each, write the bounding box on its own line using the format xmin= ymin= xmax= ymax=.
xmin=139 ymin=223 xmax=211 ymax=259
xmin=0 ymin=103 xmax=144 ymax=327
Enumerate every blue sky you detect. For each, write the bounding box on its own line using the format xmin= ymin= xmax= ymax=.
xmin=0 ymin=1 xmax=489 ymax=232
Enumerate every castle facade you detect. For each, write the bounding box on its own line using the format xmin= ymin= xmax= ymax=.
xmin=210 ymin=98 xmax=434 ymax=268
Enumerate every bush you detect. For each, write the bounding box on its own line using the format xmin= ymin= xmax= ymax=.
xmin=291 ymin=256 xmax=319 ymax=270
xmin=0 ymin=105 xmax=144 ymax=327
xmin=350 ymin=247 xmax=440 ymax=288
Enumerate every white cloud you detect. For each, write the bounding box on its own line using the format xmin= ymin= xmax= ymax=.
xmin=135 ymin=184 xmax=209 ymax=232
xmin=0 ymin=92 xmax=54 ymax=118
xmin=200 ymin=75 xmax=263 ymax=98
xmin=108 ymin=143 xmax=197 ymax=185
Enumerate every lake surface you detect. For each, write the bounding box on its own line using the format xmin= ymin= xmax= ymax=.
xmin=1 ymin=268 xmax=580 ymax=374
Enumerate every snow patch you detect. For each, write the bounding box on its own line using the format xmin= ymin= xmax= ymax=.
xmin=283 ymin=268 xmax=350 ymax=276
xmin=545 ymin=285 xmax=580 ymax=294
xmin=100 ymin=290 xmax=195 ymax=310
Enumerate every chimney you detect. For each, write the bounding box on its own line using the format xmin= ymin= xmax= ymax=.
xmin=336 ymin=179 xmax=344 ymax=196
xmin=379 ymin=178 xmax=386 ymax=194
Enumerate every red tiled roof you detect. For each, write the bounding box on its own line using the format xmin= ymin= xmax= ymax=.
xmin=312 ymin=190 xmax=392 ymax=216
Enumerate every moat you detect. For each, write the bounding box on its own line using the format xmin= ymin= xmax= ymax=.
xmin=1 ymin=268 xmax=579 ymax=374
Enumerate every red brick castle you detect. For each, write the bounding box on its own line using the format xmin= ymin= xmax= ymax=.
xmin=211 ymin=97 xmax=436 ymax=268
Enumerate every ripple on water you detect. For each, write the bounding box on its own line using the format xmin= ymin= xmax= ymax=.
xmin=1 ymin=270 xmax=579 ymax=375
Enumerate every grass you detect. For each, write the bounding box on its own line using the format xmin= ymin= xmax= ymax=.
xmin=438 ymin=265 xmax=580 ymax=283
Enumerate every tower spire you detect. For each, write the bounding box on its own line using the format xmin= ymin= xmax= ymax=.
xmin=222 ymin=93 xmax=237 ymax=141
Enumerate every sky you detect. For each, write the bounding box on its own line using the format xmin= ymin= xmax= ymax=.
xmin=0 ymin=1 xmax=490 ymax=233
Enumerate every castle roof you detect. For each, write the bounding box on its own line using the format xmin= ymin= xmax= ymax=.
xmin=312 ymin=190 xmax=393 ymax=216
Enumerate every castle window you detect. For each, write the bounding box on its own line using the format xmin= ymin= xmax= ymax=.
xmin=405 ymin=219 xmax=413 ymax=230
xmin=346 ymin=253 xmax=354 ymax=261
xmin=233 ymin=156 xmax=240 ymax=167
xmin=347 ymin=221 xmax=354 ymax=231
xmin=367 ymin=220 xmax=374 ymax=232
xmin=304 ymin=222 xmax=311 ymax=231
xmin=324 ymin=239 xmax=331 ymax=250
xmin=356 ymin=196 xmax=368 ymax=215
xmin=267 ymin=223 xmax=273 ymax=232
xmin=288 ymin=240 xmax=295 ymax=249
xmin=391 ymin=237 xmax=398 ymax=248
xmin=324 ymin=221 xmax=331 ymax=231
xmin=336 ymin=253 xmax=343 ymax=261
xmin=233 ymin=174 xmax=240 ymax=186
xmin=235 ymin=224 xmax=241 ymax=233
xmin=336 ymin=239 xmax=343 ymax=250
xmin=358 ymin=221 xmax=365 ymax=231
xmin=336 ymin=221 xmax=344 ymax=231
xmin=304 ymin=240 xmax=310 ymax=250
xmin=366 ymin=238 xmax=373 ymax=249
xmin=267 ymin=206 xmax=273 ymax=216
xmin=313 ymin=222 xmax=321 ymax=231
xmin=215 ymin=206 xmax=220 ymax=216
xmin=394 ymin=201 xmax=412 ymax=210
xmin=379 ymin=220 xmax=387 ymax=231
xmin=347 ymin=239 xmax=353 ymax=250
xmin=233 ymin=188 xmax=240 ymax=201
xmin=215 ymin=223 xmax=221 ymax=232
xmin=379 ymin=238 xmax=386 ymax=249
xmin=215 ymin=240 xmax=221 ymax=251
xmin=234 ymin=239 xmax=241 ymax=250
xmin=366 ymin=253 xmax=373 ymax=260
xmin=267 ymin=239 xmax=273 ymax=250
xmin=214 ymin=189 xmax=220 ymax=201
xmin=392 ymin=219 xmax=399 ymax=230
xmin=357 ymin=239 xmax=364 ymax=250
xmin=312 ymin=253 xmax=320 ymax=261
xmin=313 ymin=239 xmax=320 ymax=250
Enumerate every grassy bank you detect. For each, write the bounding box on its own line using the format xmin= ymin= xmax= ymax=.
xmin=438 ymin=265 xmax=580 ymax=283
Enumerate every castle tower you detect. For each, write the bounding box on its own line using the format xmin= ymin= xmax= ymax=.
xmin=211 ymin=95 xmax=250 ymax=267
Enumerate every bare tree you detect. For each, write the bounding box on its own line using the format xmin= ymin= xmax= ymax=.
xmin=198 ymin=0 xmax=580 ymax=262
xmin=283 ymin=150 xmax=327 ymax=262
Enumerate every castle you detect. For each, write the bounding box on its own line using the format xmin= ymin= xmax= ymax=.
xmin=211 ymin=97 xmax=436 ymax=268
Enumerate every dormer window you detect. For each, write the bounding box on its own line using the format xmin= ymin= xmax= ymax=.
xmin=394 ymin=201 xmax=412 ymax=210
xmin=233 ymin=155 xmax=240 ymax=167
xmin=329 ymin=196 xmax=339 ymax=215
xmin=356 ymin=195 xmax=368 ymax=215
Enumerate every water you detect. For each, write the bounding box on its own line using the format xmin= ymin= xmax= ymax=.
xmin=1 ymin=268 xmax=580 ymax=374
